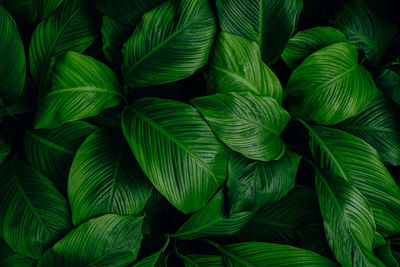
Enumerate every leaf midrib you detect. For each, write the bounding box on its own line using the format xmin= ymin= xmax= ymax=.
xmin=211 ymin=65 xmax=259 ymax=93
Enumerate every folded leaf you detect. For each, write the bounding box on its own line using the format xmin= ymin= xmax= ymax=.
xmin=301 ymin=121 xmax=400 ymax=236
xmin=0 ymin=5 xmax=25 ymax=105
xmin=282 ymin=27 xmax=347 ymax=70
xmin=183 ymin=254 xmax=224 ymax=267
xmin=208 ymin=241 xmax=338 ymax=266
xmin=237 ymin=186 xmax=321 ymax=244
xmin=34 ymin=51 xmax=122 ymax=129
xmin=38 ymin=214 xmax=143 ymax=266
xmin=0 ymin=238 xmax=35 ymax=267
xmin=69 ymin=129 xmax=153 ymax=225
xmin=0 ymin=160 xmax=71 ymax=259
xmin=315 ymin=168 xmax=384 ymax=266
xmin=285 ymin=42 xmax=377 ymax=125
xmin=206 ymin=32 xmax=282 ymax=102
xmin=227 ymin=151 xmax=300 ymax=214
xmin=25 ymin=121 xmax=97 ymax=193
xmin=29 ymin=0 xmax=97 ymax=89
xmin=337 ymin=96 xmax=400 ymax=166
xmin=122 ymin=0 xmax=216 ymax=87
xmin=101 ymin=16 xmax=131 ymax=63
xmin=192 ymin=92 xmax=290 ymax=162
xmin=122 ymin=98 xmax=229 ymax=214
xmin=5 ymin=0 xmax=63 ymax=23
xmin=171 ymin=190 xmax=253 ymax=240
xmin=92 ymin=0 xmax=163 ymax=26
xmin=216 ymin=0 xmax=303 ymax=64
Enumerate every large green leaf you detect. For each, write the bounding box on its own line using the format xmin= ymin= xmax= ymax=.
xmin=38 ymin=214 xmax=143 ymax=266
xmin=0 ymin=5 xmax=25 ymax=105
xmin=330 ymin=0 xmax=398 ymax=63
xmin=122 ymin=0 xmax=216 ymax=87
xmin=0 ymin=238 xmax=35 ymax=267
xmin=192 ymin=92 xmax=290 ymax=162
xmin=69 ymin=129 xmax=153 ymax=226
xmin=315 ymin=168 xmax=384 ymax=266
xmin=282 ymin=27 xmax=347 ymax=70
xmin=300 ymin=121 xmax=400 ymax=236
xmin=29 ymin=0 xmax=97 ymax=89
xmin=5 ymin=0 xmax=63 ymax=23
xmin=337 ymin=95 xmax=400 ymax=166
xmin=34 ymin=51 xmax=122 ymax=129
xmin=24 ymin=121 xmax=97 ymax=193
xmin=122 ymin=98 xmax=229 ymax=214
xmin=92 ymin=0 xmax=163 ymax=26
xmin=208 ymin=241 xmax=338 ymax=266
xmin=227 ymin=151 xmax=300 ymax=214
xmin=285 ymin=42 xmax=377 ymax=125
xmin=182 ymin=254 xmax=224 ymax=267
xmin=216 ymin=0 xmax=303 ymax=64
xmin=0 ymin=160 xmax=71 ymax=259
xmin=206 ymin=32 xmax=282 ymax=102
xmin=236 ymin=186 xmax=321 ymax=244
xmin=101 ymin=16 xmax=131 ymax=63
xmin=171 ymin=190 xmax=253 ymax=240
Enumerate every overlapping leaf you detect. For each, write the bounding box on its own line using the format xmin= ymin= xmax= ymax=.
xmin=5 ymin=0 xmax=63 ymax=23
xmin=285 ymin=42 xmax=377 ymax=124
xmin=132 ymin=239 xmax=169 ymax=267
xmin=122 ymin=0 xmax=216 ymax=87
xmin=122 ymin=98 xmax=229 ymax=213
xmin=192 ymin=92 xmax=290 ymax=162
xmin=101 ymin=16 xmax=131 ymax=63
xmin=68 ymin=129 xmax=153 ymax=225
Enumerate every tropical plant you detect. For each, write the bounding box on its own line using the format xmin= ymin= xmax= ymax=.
xmin=0 ymin=0 xmax=399 ymax=266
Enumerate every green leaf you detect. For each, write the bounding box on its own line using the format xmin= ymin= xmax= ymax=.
xmin=122 ymin=0 xmax=216 ymax=87
xmin=192 ymin=92 xmax=290 ymax=162
xmin=236 ymin=186 xmax=321 ymax=244
xmin=38 ymin=214 xmax=143 ymax=266
xmin=0 ymin=160 xmax=71 ymax=259
xmin=0 ymin=238 xmax=35 ymax=267
xmin=206 ymin=32 xmax=282 ymax=103
xmin=92 ymin=0 xmax=163 ymax=26
xmin=376 ymin=68 xmax=400 ymax=106
xmin=24 ymin=121 xmax=97 ymax=193
xmin=5 ymin=0 xmax=63 ymax=23
xmin=122 ymin=98 xmax=229 ymax=214
xmin=301 ymin=121 xmax=400 ymax=236
xmin=132 ymin=238 xmax=169 ymax=267
xmin=227 ymin=151 xmax=300 ymax=214
xmin=0 ymin=139 xmax=10 ymax=166
xmin=330 ymin=0 xmax=398 ymax=63
xmin=29 ymin=0 xmax=97 ymax=89
xmin=182 ymin=254 xmax=224 ymax=267
xmin=34 ymin=51 xmax=122 ymax=129
xmin=101 ymin=16 xmax=131 ymax=63
xmin=282 ymin=27 xmax=347 ymax=70
xmin=337 ymin=95 xmax=400 ymax=166
xmin=285 ymin=42 xmax=377 ymax=125
xmin=0 ymin=5 xmax=25 ymax=105
xmin=315 ymin=168 xmax=384 ymax=266
xmin=68 ymin=129 xmax=153 ymax=226
xmin=171 ymin=190 xmax=253 ymax=240
xmin=216 ymin=0 xmax=303 ymax=64
xmin=208 ymin=241 xmax=338 ymax=266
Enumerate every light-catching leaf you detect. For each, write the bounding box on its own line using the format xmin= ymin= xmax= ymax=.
xmin=101 ymin=16 xmax=131 ymax=63
xmin=5 ymin=0 xmax=63 ymax=23
xmin=337 ymin=95 xmax=400 ymax=166
xmin=236 ymin=186 xmax=321 ymax=244
xmin=24 ymin=121 xmax=97 ymax=193
xmin=216 ymin=0 xmax=303 ymax=64
xmin=0 ymin=160 xmax=71 ymax=259
xmin=122 ymin=98 xmax=229 ymax=214
xmin=69 ymin=129 xmax=153 ymax=226
xmin=38 ymin=214 xmax=143 ymax=266
xmin=285 ymin=42 xmax=377 ymax=125
xmin=34 ymin=51 xmax=122 ymax=129
xmin=301 ymin=121 xmax=400 ymax=236
xmin=227 ymin=151 xmax=300 ymax=214
xmin=315 ymin=168 xmax=384 ymax=266
xmin=206 ymin=32 xmax=282 ymax=102
xmin=29 ymin=0 xmax=97 ymax=89
xmin=122 ymin=0 xmax=216 ymax=87
xmin=0 ymin=5 xmax=26 ymax=105
xmin=0 ymin=238 xmax=35 ymax=267
xmin=192 ymin=92 xmax=290 ymax=162
xmin=282 ymin=26 xmax=347 ymax=70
